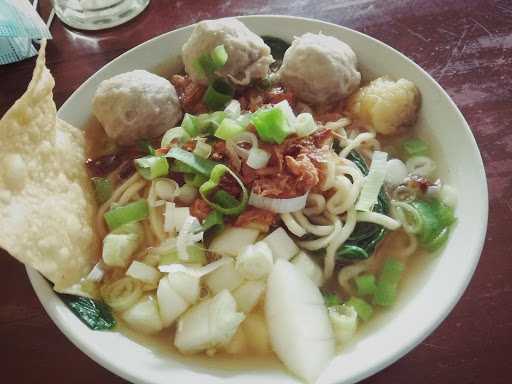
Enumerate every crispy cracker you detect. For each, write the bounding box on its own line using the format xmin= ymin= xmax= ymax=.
xmin=0 ymin=41 xmax=99 ymax=290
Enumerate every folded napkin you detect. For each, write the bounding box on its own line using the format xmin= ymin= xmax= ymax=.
xmin=0 ymin=0 xmax=52 ymax=65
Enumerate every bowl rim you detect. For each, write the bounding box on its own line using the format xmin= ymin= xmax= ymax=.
xmin=26 ymin=14 xmax=488 ymax=384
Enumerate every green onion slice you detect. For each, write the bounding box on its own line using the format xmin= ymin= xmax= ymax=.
xmin=214 ymin=118 xmax=245 ymax=140
xmin=355 ymin=274 xmax=377 ymax=296
xmin=201 ymin=210 xmax=225 ymax=233
xmin=346 ymin=297 xmax=373 ymax=321
xmin=165 ymin=147 xmax=219 ymax=176
xmin=204 ymin=79 xmax=234 ymax=111
xmin=211 ymin=44 xmax=228 ymax=67
xmin=401 ymin=138 xmax=429 ymax=158
xmin=104 ymin=199 xmax=149 ymax=231
xmin=91 ymin=177 xmax=113 ymax=204
xmin=199 ymin=164 xmax=248 ymax=215
xmin=251 ymin=107 xmax=292 ymax=144
xmin=134 ymin=156 xmax=169 ymax=180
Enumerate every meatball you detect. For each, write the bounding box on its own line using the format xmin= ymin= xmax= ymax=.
xmin=182 ymin=18 xmax=273 ymax=86
xmin=92 ymin=70 xmax=182 ymax=145
xmin=277 ymin=33 xmax=361 ymax=105
xmin=346 ymin=76 xmax=420 ymax=135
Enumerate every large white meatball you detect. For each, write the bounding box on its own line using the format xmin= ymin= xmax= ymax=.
xmin=277 ymin=33 xmax=361 ymax=105
xmin=92 ymin=70 xmax=182 ymax=145
xmin=182 ymin=18 xmax=273 ymax=85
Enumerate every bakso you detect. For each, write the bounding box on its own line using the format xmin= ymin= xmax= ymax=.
xmin=92 ymin=70 xmax=182 ymax=145
xmin=278 ymin=33 xmax=361 ymax=105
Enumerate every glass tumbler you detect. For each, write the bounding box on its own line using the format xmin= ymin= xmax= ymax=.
xmin=51 ymin=0 xmax=150 ymax=31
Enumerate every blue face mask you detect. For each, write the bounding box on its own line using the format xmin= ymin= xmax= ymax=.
xmin=0 ymin=0 xmax=52 ymax=65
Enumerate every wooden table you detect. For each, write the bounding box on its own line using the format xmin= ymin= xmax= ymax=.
xmin=1 ymin=0 xmax=511 ymax=383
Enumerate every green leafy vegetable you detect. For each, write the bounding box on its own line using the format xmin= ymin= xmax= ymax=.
xmin=91 ymin=177 xmax=113 ymax=204
xmin=59 ymin=294 xmax=116 ymax=330
xmin=199 ymin=164 xmax=248 ymax=215
xmin=335 ymin=151 xmax=390 ymax=260
xmin=166 ymin=147 xmax=219 ymax=176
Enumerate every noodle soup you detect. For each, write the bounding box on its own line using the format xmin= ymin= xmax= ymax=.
xmin=79 ymin=18 xmax=457 ymax=383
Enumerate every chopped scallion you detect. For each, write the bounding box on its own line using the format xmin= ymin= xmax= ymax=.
xmin=104 ymin=199 xmax=149 ymax=231
xmin=401 ymin=138 xmax=429 ymax=158
xmin=355 ymin=274 xmax=377 ymax=296
xmin=134 ymin=156 xmax=169 ymax=180
xmin=251 ymin=107 xmax=291 ymax=144
xmin=201 ymin=210 xmax=224 ymax=233
xmin=346 ymin=297 xmax=373 ymax=321
xmin=91 ymin=177 xmax=113 ymax=204
xmin=165 ymin=147 xmax=218 ymax=176
xmin=215 ymin=118 xmax=245 ymax=140
xmin=204 ymin=79 xmax=234 ymax=111
xmin=181 ymin=113 xmax=199 ymax=137
xmin=211 ymin=44 xmax=228 ymax=68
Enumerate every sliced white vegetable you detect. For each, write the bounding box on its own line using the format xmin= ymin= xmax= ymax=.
xmin=355 ymin=150 xmax=388 ymax=212
xmin=266 ymin=259 xmax=335 ymax=383
xmin=233 ymin=280 xmax=266 ymax=313
xmin=177 ymin=216 xmax=203 ymax=262
xmin=328 ymin=304 xmax=358 ymax=345
xmin=209 ymin=226 xmax=260 ymax=257
xmin=249 ymin=191 xmax=309 ymax=214
xmin=158 ymin=256 xmax=229 ymax=275
xmin=242 ymin=312 xmax=271 ymax=355
xmin=164 ymin=203 xmax=191 ymax=232
xmin=294 ymin=112 xmax=317 ymax=137
xmin=262 ymin=227 xmax=299 ymax=261
xmin=176 ymin=183 xmax=198 ymax=205
xmin=205 ymin=258 xmax=243 ymax=294
xmin=87 ymin=262 xmax=105 ymax=283
xmin=236 ymin=242 xmax=274 ymax=280
xmin=231 ymin=131 xmax=258 ymax=159
xmin=275 ymin=99 xmax=297 ymax=129
xmin=440 ymin=184 xmax=458 ymax=208
xmin=247 ymin=147 xmax=271 ymax=169
xmin=174 ymin=290 xmax=245 ymax=354
xmin=225 ymin=327 xmax=248 ymax=355
xmin=157 ymin=277 xmax=189 ymax=328
xmin=291 ymin=252 xmax=324 ymax=287
xmin=167 ymin=271 xmax=200 ymax=304
xmin=102 ymin=233 xmax=140 ymax=268
xmin=126 ymin=261 xmax=161 ymax=285
xmin=122 ymin=295 xmax=163 ymax=334
xmin=385 ymin=158 xmax=408 ymax=186
xmin=224 ymin=99 xmax=241 ymax=118
xmin=406 ymin=155 xmax=437 ymax=177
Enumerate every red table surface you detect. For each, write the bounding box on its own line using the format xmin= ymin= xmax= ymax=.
xmin=1 ymin=0 xmax=511 ymax=383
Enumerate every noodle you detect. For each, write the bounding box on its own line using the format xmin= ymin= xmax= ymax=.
xmin=339 ymin=132 xmax=376 ymax=158
xmin=326 ymin=163 xmax=363 ymax=215
xmin=281 ymin=213 xmax=307 ymax=237
xmin=292 ymin=211 xmax=333 ymax=236
xmin=324 ymin=209 xmax=357 ymax=279
xmin=337 ymin=261 xmax=368 ymax=295
xmin=356 ymin=211 xmax=401 ymax=230
xmin=297 ymin=216 xmax=342 ymax=251
xmin=303 ymin=193 xmax=326 ymax=216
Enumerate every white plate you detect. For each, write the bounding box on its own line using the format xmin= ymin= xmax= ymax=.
xmin=27 ymin=15 xmax=488 ymax=384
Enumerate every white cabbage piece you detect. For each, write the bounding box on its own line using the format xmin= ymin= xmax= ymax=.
xmin=266 ymin=259 xmax=335 ymax=383
xmin=232 ymin=280 xmax=266 ymax=313
xmin=174 ymin=290 xmax=245 ymax=354
xmin=121 ymin=294 xmax=163 ymax=334
xmin=235 ymin=241 xmax=274 ymax=280
xmin=291 ymin=251 xmax=324 ymax=287
xmin=205 ymin=257 xmax=243 ymax=294
xmin=157 ymin=277 xmax=189 ymax=328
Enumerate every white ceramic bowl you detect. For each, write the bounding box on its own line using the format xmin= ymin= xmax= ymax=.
xmin=27 ymin=15 xmax=488 ymax=384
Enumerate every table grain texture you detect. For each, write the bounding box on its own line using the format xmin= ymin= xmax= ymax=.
xmin=1 ymin=0 xmax=511 ymax=383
